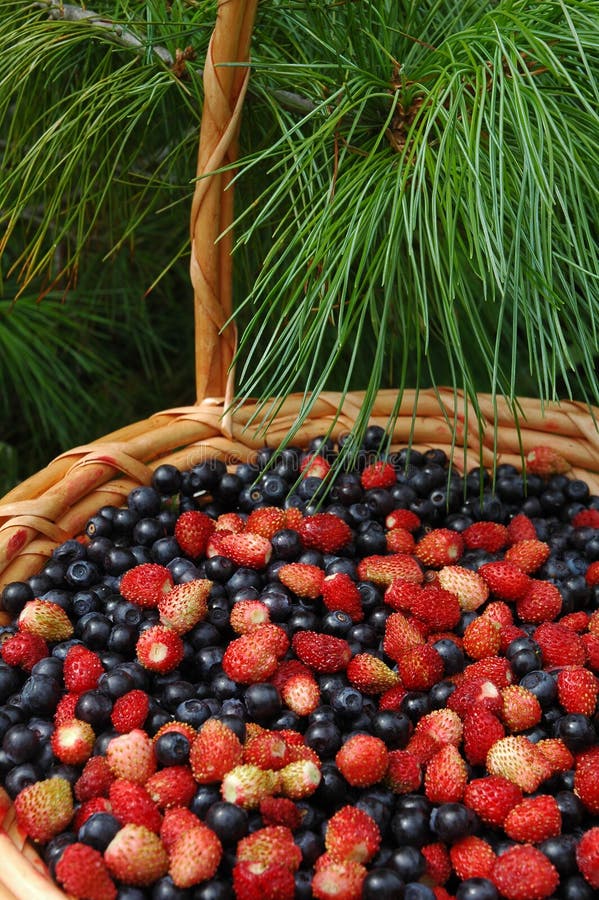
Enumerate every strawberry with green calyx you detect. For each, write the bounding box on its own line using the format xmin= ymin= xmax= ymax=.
xmin=119 ymin=562 xmax=174 ymax=607
xmin=14 ymin=776 xmax=74 ymax=843
xmin=18 ymin=599 xmax=73 ymax=641
xmin=104 ymin=823 xmax=169 ymax=886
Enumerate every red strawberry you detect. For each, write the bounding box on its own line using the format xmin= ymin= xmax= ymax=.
xmin=516 ymin=581 xmax=562 ymax=624
xmin=424 ymin=744 xmax=467 ymax=803
xmin=586 ymin=560 xmax=599 ymax=585
xmin=490 ymin=844 xmax=558 ymax=899
xmin=535 ymin=738 xmax=574 ymax=775
xmin=325 ymin=806 xmax=381 ymax=864
xmin=335 ymin=734 xmax=388 ymax=787
xmin=360 ymin=460 xmax=396 ymax=490
xmin=576 ymin=826 xmax=599 ymax=889
xmin=574 ymin=755 xmax=599 ymax=813
xmin=300 ymin=453 xmax=331 ymax=479
xmin=243 ymin=729 xmax=291 ymax=771
xmin=405 ymin=731 xmax=442 ymax=766
xmin=525 ymin=444 xmax=570 ymax=476
xmin=278 ymin=758 xmax=322 ymax=799
xmin=503 ymin=795 xmax=561 ymax=843
xmin=152 ymin=720 xmax=197 ymax=746
xmin=378 ymin=682 xmax=408 ymax=711
xmin=386 ymin=527 xmax=416 ymax=554
xmin=280 ymin=671 xmax=320 ymax=716
xmin=53 ymin=692 xmax=83 ymax=728
xmin=221 ymin=763 xmax=280 ymax=808
xmin=415 ymin=528 xmax=464 ymax=567
xmin=437 ymin=565 xmax=489 ymax=611
xmin=573 ymin=508 xmax=599 ymax=528
xmin=292 ymin=631 xmax=352 ymax=673
xmin=246 ymin=506 xmax=287 ymax=538
xmin=104 ymin=823 xmax=169 ymax=886
xmin=501 ymin=685 xmax=542 ymax=732
xmin=482 ymin=600 xmax=514 ymax=628
xmin=0 ymin=631 xmax=48 ymax=671
xmin=321 ymin=572 xmax=363 ymax=621
xmin=217 ymin=532 xmax=272 ymax=569
xmin=157 ymin=578 xmax=211 ymax=633
xmin=385 ymin=749 xmax=422 ymax=794
xmin=110 ymin=688 xmax=150 ymax=733
xmin=169 ymin=823 xmax=223 ymax=888
xmin=507 ymin=513 xmax=538 ymax=544
xmin=463 ymin=522 xmax=509 ymax=552
xmin=450 ymin=836 xmax=496 ymax=881
xmin=136 ymin=624 xmax=184 ymax=673
xmin=415 ymin=708 xmax=463 ymax=747
xmin=463 ymin=775 xmax=523 ymax=828
xmin=222 ymin=631 xmax=279 ymax=684
xmin=410 ymin=586 xmax=461 ymax=631
xmin=55 ymin=843 xmax=117 ymax=900
xmin=160 ymin=807 xmax=203 ymax=852
xmin=232 ymin=859 xmax=295 ymax=900
xmin=75 ymin=755 xmax=114 ymax=802
xmin=14 ymin=776 xmax=74 ymax=842
xmin=582 ymin=632 xmax=599 ymax=671
xmin=190 ymin=718 xmax=243 ymax=782
xmin=230 ymin=598 xmax=271 ymax=633
xmin=385 ymin=508 xmax=421 ymax=531
xmin=504 ymin=539 xmax=550 ymax=573
xmin=278 ymin=562 xmax=324 ymax=599
xmin=109 ymin=779 xmax=163 ymax=832
xmin=50 ymin=718 xmax=95 ymax=766
xmin=18 ymin=599 xmax=73 ymax=641
xmin=486 ymin=736 xmax=552 ymax=793
xmin=106 ymin=729 xmax=156 ymax=784
xmin=215 ymin=511 xmax=245 ymax=532
xmin=462 ymin=707 xmax=505 ymax=766
xmin=357 ymin=553 xmax=423 ymax=586
xmin=421 ymin=842 xmax=452 ymax=885
xmin=63 ymin=644 xmax=104 ymax=692
xmin=119 ymin=562 xmax=174 ymax=607
xmin=259 ymin=796 xmax=303 ymax=830
xmin=382 ymin=611 xmax=425 ymax=661
xmin=311 ymin=857 xmax=367 ymax=900
xmin=462 ymin=617 xmax=501 ymax=660
xmin=346 ymin=653 xmax=399 ymax=694
xmin=560 ymin=610 xmax=589 ymax=632
xmin=398 ymin=644 xmax=444 ymax=691
xmin=237 ymin=824 xmax=302 ymax=871
xmin=478 ymin=561 xmax=531 ymax=601
xmin=463 ymin=655 xmax=513 ymax=689
xmin=534 ymin=621 xmax=586 ymax=666
xmin=447 ymin=676 xmax=503 ymax=719
xmin=556 ymin=665 xmax=599 ymax=715
xmin=299 ymin=513 xmax=352 ymax=552
xmin=145 ymin=765 xmax=197 ymax=809
xmin=174 ymin=510 xmax=215 ymax=557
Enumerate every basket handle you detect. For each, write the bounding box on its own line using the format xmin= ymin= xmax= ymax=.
xmin=190 ymin=0 xmax=258 ymax=406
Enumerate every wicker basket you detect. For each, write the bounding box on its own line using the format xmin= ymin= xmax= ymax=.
xmin=1 ymin=0 xmax=599 ymax=896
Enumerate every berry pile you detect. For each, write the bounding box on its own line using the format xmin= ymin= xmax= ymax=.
xmin=1 ymin=432 xmax=599 ymax=900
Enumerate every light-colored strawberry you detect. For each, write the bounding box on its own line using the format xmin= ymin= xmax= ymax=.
xmin=14 ymin=776 xmax=74 ymax=843
xmin=415 ymin=708 xmax=463 ymax=747
xmin=104 ymin=823 xmax=169 ymax=886
xmin=437 ymin=565 xmax=489 ymax=611
xmin=221 ymin=764 xmax=280 ymax=808
xmin=501 ymin=684 xmax=542 ymax=732
xmin=525 ymin=444 xmax=571 ymax=476
xmin=357 ymin=553 xmax=423 ymax=585
xmin=486 ymin=735 xmax=552 ymax=793
xmin=106 ymin=729 xmax=156 ymax=784
xmin=18 ymin=599 xmax=74 ymax=641
xmin=157 ymin=578 xmax=211 ymax=633
xmin=278 ymin=758 xmax=322 ymax=799
xmin=280 ymin=671 xmax=320 ymax=716
xmin=346 ymin=653 xmax=399 ymax=694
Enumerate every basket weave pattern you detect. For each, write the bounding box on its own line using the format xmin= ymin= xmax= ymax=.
xmin=0 ymin=0 xmax=599 ymax=895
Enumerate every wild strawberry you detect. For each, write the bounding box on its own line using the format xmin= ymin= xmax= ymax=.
xmin=525 ymin=444 xmax=571 ymax=476
xmin=464 ymin=655 xmax=513 ymax=689
xmin=63 ymin=644 xmax=104 ymax=692
xmin=382 ymin=611 xmax=425 ymax=660
xmin=55 ymin=842 xmax=117 ymax=900
xmin=174 ymin=509 xmax=215 ymax=557
xmin=312 ymin=857 xmax=367 ymax=900
xmin=110 ymin=688 xmax=149 ymax=733
xmin=321 ymin=572 xmax=363 ymax=621
xmin=246 ymin=506 xmax=287 ymax=538
xmin=221 ymin=764 xmax=279 ymax=808
xmin=534 ymin=621 xmax=586 ymax=666
xmin=556 ymin=665 xmax=599 ymax=715
xmin=415 ymin=528 xmax=464 ymax=567
xmin=415 ymin=708 xmax=463 ymax=747
xmin=292 ymin=631 xmax=352 ymax=673
xmin=169 ymin=823 xmax=223 ymax=888
xmin=582 ymin=632 xmax=599 ymax=671
xmin=325 ymin=806 xmax=380 ymax=864
xmin=50 ymin=718 xmax=95 ymax=766
xmin=190 ymin=718 xmax=243 ymax=782
xmin=410 ymin=586 xmax=462 ymax=631
xmin=462 ymin=707 xmax=505 ymax=766
xmin=237 ymin=825 xmax=302 ymax=871
xmin=335 ymin=734 xmax=388 ymax=787
xmin=386 ymin=527 xmax=416 ymax=554
xmin=119 ymin=562 xmax=174 ymax=607
xmin=463 ymin=775 xmax=523 ymax=828
xmin=278 ymin=562 xmax=324 ymax=599
xmin=230 ymin=598 xmax=271 ymax=633
xmin=217 ymin=532 xmax=272 ymax=569
xmin=243 ymin=729 xmax=290 ymax=771
xmin=482 ymin=600 xmax=514 ymax=628
xmin=421 ymin=842 xmax=452 ymax=885
xmin=360 ymin=460 xmax=396 ymax=489
xmin=0 ymin=631 xmax=48 ymax=671
xmin=378 ymin=682 xmax=408 ymax=711
xmin=14 ymin=776 xmax=74 ymax=843
xmin=157 ymin=578 xmax=211 ymax=633
xmin=145 ymin=765 xmax=197 ymax=809
xmin=136 ymin=624 xmax=184 ymax=672
xmin=259 ymin=796 xmax=303 ymax=830
xmin=560 ymin=610 xmax=589 ymax=632
xmin=504 ymin=795 xmax=561 ymax=843
xmin=504 ymin=539 xmax=550 ymax=573
xmin=75 ymin=755 xmax=114 ymax=802
xmin=278 ymin=758 xmax=322 ymax=799
xmin=490 ymin=844 xmax=559 ymax=899
xmin=424 ymin=744 xmax=467 ymax=803
xmin=269 ymin=659 xmax=312 ymax=692
xmin=152 ymin=720 xmax=197 ymax=746
xmin=574 ymin=755 xmax=599 ymax=813
xmin=573 ymin=508 xmax=599 ymax=528
xmin=586 ymin=560 xmax=599 ymax=586
xmin=385 ymin=749 xmax=422 ymax=793
xmin=346 ymin=653 xmax=398 ymax=694
xmin=462 ymin=617 xmax=501 ymax=660
xmin=385 ymin=508 xmax=421 ymax=531
xmin=299 ymin=513 xmax=352 ymax=553
xmin=222 ymin=631 xmax=279 ymax=683
xmin=357 ymin=553 xmax=423 ymax=585
xmin=398 ymin=644 xmax=444 ymax=691
xmin=18 ymin=599 xmax=73 ymax=641
xmin=160 ymin=807 xmax=202 ymax=852
xmin=478 ymin=561 xmax=531 ymax=601
xmin=53 ymin=693 xmax=81 ymax=726
xmin=463 ymin=522 xmax=509 ymax=552
xmin=300 ymin=453 xmax=331 ymax=479
xmin=405 ymin=731 xmax=441 ymax=766
xmin=499 ymin=623 xmax=528 ymax=653
xmin=576 ymin=826 xmax=599 ymax=889
xmin=73 ymin=797 xmax=113 ymax=831
xmin=104 ymin=823 xmax=169 ymax=886
xmin=450 ymin=835 xmax=496 ymax=881
xmin=507 ymin=513 xmax=538 ymax=543
xmin=447 ymin=676 xmax=503 ymax=719
xmin=437 ymin=565 xmax=489 ymax=611
xmin=232 ymin=859 xmax=295 ymax=900
xmin=486 ymin=735 xmax=552 ymax=792
xmin=280 ymin=671 xmax=320 ymax=716
xmin=106 ymin=729 xmax=156 ymax=784
xmin=516 ymin=581 xmax=563 ymax=624
xmin=109 ymin=779 xmax=163 ymax=833
xmin=535 ymin=738 xmax=574 ymax=774
xmin=501 ymin=685 xmax=542 ymax=732
xmin=215 ymin=511 xmax=245 ymax=532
